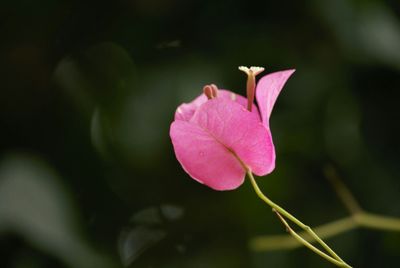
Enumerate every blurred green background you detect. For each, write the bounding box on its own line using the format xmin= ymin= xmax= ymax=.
xmin=1 ymin=0 xmax=400 ymax=267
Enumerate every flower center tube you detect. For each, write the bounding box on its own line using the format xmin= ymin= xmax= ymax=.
xmin=239 ymin=66 xmax=265 ymax=111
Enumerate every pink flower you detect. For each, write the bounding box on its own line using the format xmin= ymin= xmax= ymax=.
xmin=170 ymin=67 xmax=295 ymax=190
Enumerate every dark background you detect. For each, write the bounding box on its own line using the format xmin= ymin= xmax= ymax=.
xmin=1 ymin=0 xmax=400 ymax=267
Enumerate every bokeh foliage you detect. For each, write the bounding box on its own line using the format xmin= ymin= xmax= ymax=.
xmin=0 ymin=0 xmax=400 ymax=267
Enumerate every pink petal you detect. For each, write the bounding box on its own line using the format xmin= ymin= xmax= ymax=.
xmin=218 ymin=90 xmax=261 ymax=120
xmin=174 ymin=90 xmax=260 ymax=122
xmin=174 ymin=94 xmax=207 ymax=121
xmin=191 ymin=99 xmax=275 ymax=176
xmin=170 ymin=120 xmax=245 ymax=190
xmin=170 ymin=98 xmax=275 ymax=190
xmin=255 ymin=69 xmax=295 ymax=126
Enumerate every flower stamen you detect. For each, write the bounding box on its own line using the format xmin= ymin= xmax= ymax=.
xmin=203 ymin=84 xmax=219 ymax=99
xmin=238 ymin=66 xmax=265 ymax=111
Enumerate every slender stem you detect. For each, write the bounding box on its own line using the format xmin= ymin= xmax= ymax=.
xmin=247 ymin=171 xmax=351 ymax=267
xmin=250 ymin=216 xmax=357 ymax=250
xmin=250 ymin=212 xmax=400 ymax=251
xmin=324 ymin=165 xmax=362 ymax=214
xmin=273 ymin=210 xmax=346 ymax=267
xmin=249 ymin=166 xmax=400 ymax=255
xmin=324 ymin=166 xmax=400 ymax=232
xmin=357 ymin=212 xmax=400 ymax=231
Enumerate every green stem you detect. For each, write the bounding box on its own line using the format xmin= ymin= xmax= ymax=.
xmin=273 ymin=210 xmax=346 ymax=267
xmin=250 ymin=212 xmax=400 ymax=251
xmin=356 ymin=212 xmax=400 ymax=231
xmin=249 ymin=166 xmax=400 ymax=255
xmin=250 ymin=216 xmax=357 ymax=251
xmin=324 ymin=166 xmax=362 ymax=214
xmin=247 ymin=171 xmax=351 ymax=268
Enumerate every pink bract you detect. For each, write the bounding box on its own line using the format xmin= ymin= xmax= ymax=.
xmin=170 ymin=69 xmax=295 ymax=190
xmin=256 ymin=69 xmax=296 ymax=127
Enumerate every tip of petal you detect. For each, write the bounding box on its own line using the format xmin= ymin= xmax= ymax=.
xmin=255 ymin=68 xmax=296 ymax=125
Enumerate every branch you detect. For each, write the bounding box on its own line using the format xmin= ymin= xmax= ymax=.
xmin=249 ymin=165 xmax=400 ymax=253
xmin=247 ymin=171 xmax=351 ymax=267
xmin=250 ymin=216 xmax=356 ymax=251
